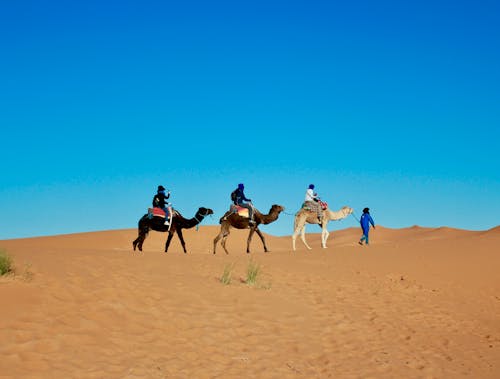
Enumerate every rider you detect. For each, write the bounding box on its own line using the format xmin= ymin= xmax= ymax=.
xmin=304 ymin=184 xmax=322 ymax=223
xmin=233 ymin=183 xmax=255 ymax=224
xmin=153 ymin=185 xmax=171 ymax=226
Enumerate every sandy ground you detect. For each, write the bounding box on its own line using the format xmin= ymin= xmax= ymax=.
xmin=1 ymin=224 xmax=499 ymax=378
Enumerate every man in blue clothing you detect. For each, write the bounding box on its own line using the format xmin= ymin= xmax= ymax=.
xmin=232 ymin=183 xmax=255 ymax=224
xmin=358 ymin=207 xmax=375 ymax=245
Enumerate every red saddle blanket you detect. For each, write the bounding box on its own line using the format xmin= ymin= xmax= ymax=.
xmin=148 ymin=207 xmax=166 ymax=218
xmin=230 ymin=204 xmax=249 ymax=218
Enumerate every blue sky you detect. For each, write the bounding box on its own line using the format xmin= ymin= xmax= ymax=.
xmin=1 ymin=0 xmax=499 ymax=239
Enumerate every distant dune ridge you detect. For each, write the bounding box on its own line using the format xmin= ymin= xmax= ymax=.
xmin=1 ymin=225 xmax=499 ymax=378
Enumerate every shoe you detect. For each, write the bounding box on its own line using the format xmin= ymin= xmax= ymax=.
xmin=358 ymin=241 xmax=363 ymax=245
xmin=164 ymin=221 xmax=170 ymax=226
xmin=248 ymin=219 xmax=256 ymax=225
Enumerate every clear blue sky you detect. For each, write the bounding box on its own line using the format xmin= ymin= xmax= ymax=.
xmin=1 ymin=0 xmax=499 ymax=239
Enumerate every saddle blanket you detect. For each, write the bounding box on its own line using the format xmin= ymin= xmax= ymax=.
xmin=302 ymin=201 xmax=328 ymax=211
xmin=230 ymin=205 xmax=249 ymax=218
xmin=148 ymin=207 xmax=166 ymax=218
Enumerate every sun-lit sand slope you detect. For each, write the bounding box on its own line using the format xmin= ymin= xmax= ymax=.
xmin=1 ymin=225 xmax=499 ymax=379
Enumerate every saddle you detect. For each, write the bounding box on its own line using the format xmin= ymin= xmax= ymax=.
xmin=302 ymin=201 xmax=328 ymax=211
xmin=148 ymin=207 xmax=177 ymax=219
xmin=148 ymin=207 xmax=166 ymax=218
xmin=229 ymin=204 xmax=250 ymax=218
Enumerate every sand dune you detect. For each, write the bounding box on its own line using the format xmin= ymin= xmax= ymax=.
xmin=1 ymin=225 xmax=499 ymax=378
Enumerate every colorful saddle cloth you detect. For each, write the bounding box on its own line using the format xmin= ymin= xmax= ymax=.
xmin=302 ymin=201 xmax=328 ymax=211
xmin=319 ymin=200 xmax=328 ymax=210
xmin=230 ymin=204 xmax=249 ymax=218
xmin=148 ymin=207 xmax=166 ymax=218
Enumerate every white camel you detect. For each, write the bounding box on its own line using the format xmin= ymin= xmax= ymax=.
xmin=292 ymin=206 xmax=353 ymax=250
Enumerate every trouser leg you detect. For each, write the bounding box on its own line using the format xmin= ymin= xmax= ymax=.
xmin=361 ymin=229 xmax=369 ymax=244
xmin=162 ymin=207 xmax=170 ymax=224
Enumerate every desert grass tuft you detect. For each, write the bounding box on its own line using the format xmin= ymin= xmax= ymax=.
xmin=220 ymin=262 xmax=235 ymax=285
xmin=245 ymin=259 xmax=261 ymax=286
xmin=0 ymin=249 xmax=13 ymax=276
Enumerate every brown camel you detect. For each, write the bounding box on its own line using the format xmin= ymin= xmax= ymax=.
xmin=292 ymin=206 xmax=353 ymax=250
xmin=213 ymin=204 xmax=284 ymax=254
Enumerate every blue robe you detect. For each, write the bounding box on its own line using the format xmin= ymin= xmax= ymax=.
xmin=360 ymin=213 xmax=375 ymax=234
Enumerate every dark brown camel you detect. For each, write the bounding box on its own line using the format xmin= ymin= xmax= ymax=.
xmin=132 ymin=207 xmax=213 ymax=253
xmin=213 ymin=204 xmax=284 ymax=254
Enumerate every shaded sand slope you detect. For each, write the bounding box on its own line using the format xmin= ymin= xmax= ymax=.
xmin=1 ymin=226 xmax=499 ymax=378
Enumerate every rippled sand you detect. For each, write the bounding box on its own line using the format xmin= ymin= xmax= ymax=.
xmin=1 ymin=225 xmax=499 ymax=378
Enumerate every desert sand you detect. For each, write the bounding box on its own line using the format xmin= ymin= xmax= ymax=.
xmin=1 ymin=224 xmax=499 ymax=378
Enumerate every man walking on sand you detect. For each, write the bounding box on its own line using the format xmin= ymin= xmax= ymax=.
xmin=359 ymin=207 xmax=375 ymax=246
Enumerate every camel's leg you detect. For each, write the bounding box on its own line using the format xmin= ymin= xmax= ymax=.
xmin=176 ymin=229 xmax=187 ymax=253
xmin=220 ymin=229 xmax=231 ymax=255
xmin=132 ymin=235 xmax=140 ymax=251
xmin=292 ymin=226 xmax=302 ymax=251
xmin=214 ymin=224 xmax=230 ymax=255
xmin=254 ymin=228 xmax=268 ymax=253
xmin=321 ymin=225 xmax=330 ymax=248
xmin=138 ymin=235 xmax=146 ymax=251
xmin=213 ymin=231 xmax=222 ymax=254
xmin=300 ymin=226 xmax=312 ymax=250
xmin=164 ymin=231 xmax=175 ymax=253
xmin=213 ymin=225 xmax=224 ymax=254
xmin=246 ymin=227 xmax=257 ymax=254
xmin=293 ymin=216 xmax=311 ymax=251
xmin=133 ymin=231 xmax=147 ymax=252
xmin=133 ymin=221 xmax=150 ymax=252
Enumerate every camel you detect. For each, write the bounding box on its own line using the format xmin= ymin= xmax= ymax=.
xmin=213 ymin=204 xmax=284 ymax=254
xmin=132 ymin=207 xmax=213 ymax=253
xmin=292 ymin=206 xmax=353 ymax=251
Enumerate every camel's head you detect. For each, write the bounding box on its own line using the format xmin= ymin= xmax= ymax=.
xmin=342 ymin=206 xmax=353 ymax=215
xmin=198 ymin=207 xmax=214 ymax=216
xmin=271 ymin=204 xmax=285 ymax=213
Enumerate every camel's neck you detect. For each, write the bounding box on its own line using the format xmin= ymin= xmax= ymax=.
xmin=257 ymin=210 xmax=281 ymax=225
xmin=184 ymin=210 xmax=209 ymax=229
xmin=327 ymin=208 xmax=349 ymax=221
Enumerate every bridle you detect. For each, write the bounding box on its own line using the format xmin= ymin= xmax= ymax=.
xmin=194 ymin=208 xmax=212 ymax=230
